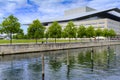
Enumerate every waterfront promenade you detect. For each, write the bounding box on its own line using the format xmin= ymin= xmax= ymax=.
xmin=0 ymin=40 xmax=120 ymax=55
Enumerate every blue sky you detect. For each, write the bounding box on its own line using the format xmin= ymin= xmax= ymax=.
xmin=0 ymin=0 xmax=120 ymax=33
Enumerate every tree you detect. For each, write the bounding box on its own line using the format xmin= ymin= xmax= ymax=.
xmin=63 ymin=21 xmax=77 ymax=42
xmin=27 ymin=19 xmax=45 ymax=44
xmin=47 ymin=21 xmax=62 ymax=43
xmin=44 ymin=31 xmax=49 ymax=39
xmin=62 ymin=30 xmax=67 ymax=38
xmin=86 ymin=26 xmax=95 ymax=38
xmin=24 ymin=34 xmax=29 ymax=39
xmin=77 ymin=25 xmax=86 ymax=38
xmin=95 ymin=28 xmax=103 ymax=37
xmin=1 ymin=15 xmax=21 ymax=44
xmin=44 ymin=31 xmax=49 ymax=43
xmin=13 ymin=29 xmax=24 ymax=39
xmin=108 ymin=29 xmax=116 ymax=38
xmin=95 ymin=28 xmax=103 ymax=40
xmin=0 ymin=24 xmax=3 ymax=34
xmin=103 ymin=28 xmax=109 ymax=37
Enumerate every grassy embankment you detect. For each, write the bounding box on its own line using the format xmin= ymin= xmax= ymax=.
xmin=0 ymin=39 xmax=82 ymax=44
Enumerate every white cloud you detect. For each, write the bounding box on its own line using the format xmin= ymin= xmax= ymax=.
xmin=0 ymin=0 xmax=119 ymax=33
xmin=0 ymin=0 xmax=26 ymax=18
xmin=88 ymin=0 xmax=120 ymax=9
xmin=0 ymin=0 xmax=119 ymax=24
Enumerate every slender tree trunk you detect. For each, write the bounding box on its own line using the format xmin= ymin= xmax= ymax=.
xmin=69 ymin=38 xmax=71 ymax=43
xmin=36 ymin=38 xmax=38 ymax=44
xmin=10 ymin=33 xmax=12 ymax=45
xmin=55 ymin=38 xmax=56 ymax=43
xmin=98 ymin=36 xmax=99 ymax=42
xmin=75 ymin=37 xmax=77 ymax=42
xmin=46 ymin=37 xmax=48 ymax=44
xmin=42 ymin=38 xmax=44 ymax=44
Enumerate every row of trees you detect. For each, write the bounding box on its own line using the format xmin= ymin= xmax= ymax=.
xmin=0 ymin=15 xmax=116 ymax=44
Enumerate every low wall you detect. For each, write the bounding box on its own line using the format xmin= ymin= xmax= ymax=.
xmin=0 ymin=41 xmax=120 ymax=55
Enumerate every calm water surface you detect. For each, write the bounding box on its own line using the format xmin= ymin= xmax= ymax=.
xmin=0 ymin=45 xmax=120 ymax=80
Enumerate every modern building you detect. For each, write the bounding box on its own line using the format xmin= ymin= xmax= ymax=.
xmin=0 ymin=34 xmax=9 ymax=40
xmin=42 ymin=6 xmax=120 ymax=35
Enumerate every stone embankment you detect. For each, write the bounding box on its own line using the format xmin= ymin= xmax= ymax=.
xmin=0 ymin=41 xmax=120 ymax=55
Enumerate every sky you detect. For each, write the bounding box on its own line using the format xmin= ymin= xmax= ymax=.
xmin=0 ymin=0 xmax=120 ymax=33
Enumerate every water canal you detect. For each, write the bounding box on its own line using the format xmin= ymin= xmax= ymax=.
xmin=0 ymin=45 xmax=120 ymax=80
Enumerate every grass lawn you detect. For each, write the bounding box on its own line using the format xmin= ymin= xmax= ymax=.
xmin=0 ymin=39 xmax=82 ymax=44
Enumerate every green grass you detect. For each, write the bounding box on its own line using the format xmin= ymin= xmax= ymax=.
xmin=0 ymin=39 xmax=81 ymax=44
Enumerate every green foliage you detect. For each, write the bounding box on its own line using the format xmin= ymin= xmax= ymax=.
xmin=103 ymin=28 xmax=109 ymax=37
xmin=2 ymin=15 xmax=20 ymax=34
xmin=108 ymin=29 xmax=116 ymax=37
xmin=28 ymin=63 xmax=42 ymax=72
xmin=47 ymin=21 xmax=62 ymax=43
xmin=49 ymin=59 xmax=62 ymax=71
xmin=13 ymin=29 xmax=24 ymax=39
xmin=1 ymin=15 xmax=21 ymax=44
xmin=95 ymin=28 xmax=103 ymax=37
xmin=62 ymin=30 xmax=67 ymax=38
xmin=0 ymin=24 xmax=3 ymax=33
xmin=48 ymin=21 xmax=62 ymax=38
xmin=23 ymin=34 xmax=29 ymax=39
xmin=63 ymin=21 xmax=77 ymax=38
xmin=44 ymin=31 xmax=49 ymax=38
xmin=86 ymin=26 xmax=95 ymax=38
xmin=77 ymin=25 xmax=86 ymax=38
xmin=27 ymin=19 xmax=45 ymax=43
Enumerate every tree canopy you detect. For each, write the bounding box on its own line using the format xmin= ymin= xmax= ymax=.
xmin=103 ymin=28 xmax=109 ymax=37
xmin=77 ymin=25 xmax=86 ymax=38
xmin=47 ymin=21 xmax=62 ymax=43
xmin=108 ymin=29 xmax=116 ymax=37
xmin=13 ymin=29 xmax=24 ymax=39
xmin=86 ymin=26 xmax=95 ymax=38
xmin=95 ymin=28 xmax=103 ymax=37
xmin=0 ymin=24 xmax=3 ymax=34
xmin=27 ymin=19 xmax=45 ymax=43
xmin=1 ymin=15 xmax=21 ymax=44
xmin=63 ymin=21 xmax=77 ymax=42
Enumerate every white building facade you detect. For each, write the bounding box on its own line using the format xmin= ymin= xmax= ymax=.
xmin=43 ymin=6 xmax=120 ymax=35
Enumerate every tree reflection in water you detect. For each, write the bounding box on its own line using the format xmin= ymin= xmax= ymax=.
xmin=0 ymin=45 xmax=119 ymax=80
xmin=49 ymin=52 xmax=62 ymax=71
xmin=28 ymin=57 xmax=42 ymax=80
xmin=1 ymin=57 xmax=24 ymax=80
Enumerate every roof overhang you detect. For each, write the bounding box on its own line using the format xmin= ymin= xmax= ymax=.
xmin=22 ymin=8 xmax=120 ymax=25
xmin=42 ymin=8 xmax=120 ymax=24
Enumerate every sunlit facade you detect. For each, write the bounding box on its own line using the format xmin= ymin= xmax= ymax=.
xmin=43 ymin=6 xmax=120 ymax=35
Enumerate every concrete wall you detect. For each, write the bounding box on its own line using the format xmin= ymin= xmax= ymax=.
xmin=47 ymin=18 xmax=120 ymax=35
xmin=64 ymin=6 xmax=95 ymax=16
xmin=107 ymin=19 xmax=120 ymax=35
xmin=0 ymin=41 xmax=120 ymax=55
